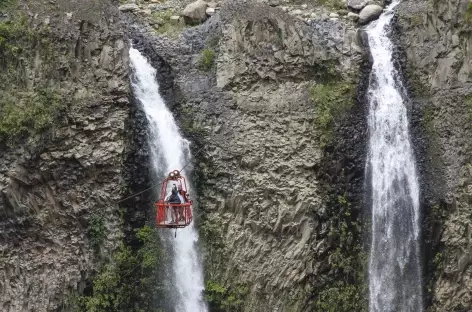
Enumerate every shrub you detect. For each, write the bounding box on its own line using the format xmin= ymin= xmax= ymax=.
xmin=75 ymin=226 xmax=168 ymax=312
xmin=87 ymin=214 xmax=106 ymax=250
xmin=198 ymin=48 xmax=215 ymax=71
xmin=204 ymin=280 xmax=248 ymax=312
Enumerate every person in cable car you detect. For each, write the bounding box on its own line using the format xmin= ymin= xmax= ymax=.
xmin=166 ymin=185 xmax=182 ymax=223
xmin=178 ymin=184 xmax=189 ymax=203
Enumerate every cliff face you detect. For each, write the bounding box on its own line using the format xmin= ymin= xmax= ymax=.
xmin=128 ymin=0 xmax=366 ymax=310
xmin=0 ymin=1 xmax=129 ymax=311
xmin=3 ymin=0 xmax=471 ymax=310
xmin=397 ymin=0 xmax=472 ymax=310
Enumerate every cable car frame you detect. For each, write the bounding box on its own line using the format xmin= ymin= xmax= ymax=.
xmin=155 ymin=170 xmax=193 ymax=229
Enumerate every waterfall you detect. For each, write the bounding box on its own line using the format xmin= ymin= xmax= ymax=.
xmin=129 ymin=47 xmax=208 ymax=312
xmin=365 ymin=1 xmax=423 ymax=311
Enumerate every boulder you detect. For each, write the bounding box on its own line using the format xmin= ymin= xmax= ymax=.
xmin=182 ymin=0 xmax=208 ymax=24
xmin=358 ymin=4 xmax=383 ymax=24
xmin=347 ymin=11 xmax=359 ymax=21
xmin=169 ymin=15 xmax=181 ymax=24
xmin=347 ymin=0 xmax=369 ymax=10
xmin=118 ymin=3 xmax=139 ymax=12
xmin=206 ymin=7 xmax=216 ymax=16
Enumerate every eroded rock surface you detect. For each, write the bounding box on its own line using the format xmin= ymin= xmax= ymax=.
xmin=0 ymin=1 xmax=130 ymax=311
xmin=397 ymin=0 xmax=472 ymax=310
xmin=128 ymin=0 xmax=364 ymax=309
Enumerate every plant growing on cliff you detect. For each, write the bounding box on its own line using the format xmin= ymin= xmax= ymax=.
xmin=0 ymin=0 xmax=15 ymax=10
xmin=0 ymin=89 xmax=63 ymax=142
xmin=75 ymin=225 xmax=169 ymax=312
xmin=465 ymin=3 xmax=472 ymax=23
xmin=87 ymin=214 xmax=106 ymax=250
xmin=466 ymin=94 xmax=472 ymax=120
xmin=309 ymin=82 xmax=354 ymax=148
xmin=198 ymin=48 xmax=216 ymax=71
xmin=204 ymin=280 xmax=248 ymax=311
xmin=317 ymin=0 xmax=344 ymax=10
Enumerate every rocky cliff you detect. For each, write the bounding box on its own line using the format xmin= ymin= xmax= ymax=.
xmin=0 ymin=0 xmax=130 ymax=311
xmin=2 ymin=0 xmax=472 ymax=310
xmin=397 ymin=0 xmax=472 ymax=310
xmin=126 ymin=0 xmax=368 ymax=310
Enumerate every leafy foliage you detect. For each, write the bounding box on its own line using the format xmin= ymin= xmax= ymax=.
xmin=87 ymin=215 xmax=106 ymax=251
xmin=73 ymin=226 xmax=168 ymax=312
xmin=315 ymin=282 xmax=365 ymax=312
xmin=198 ymin=48 xmax=215 ymax=71
xmin=309 ymin=82 xmax=354 ymax=148
xmin=204 ymin=280 xmax=248 ymax=312
xmin=0 ymin=89 xmax=63 ymax=141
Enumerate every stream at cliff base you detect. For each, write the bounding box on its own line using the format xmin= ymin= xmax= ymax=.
xmin=129 ymin=47 xmax=207 ymax=312
xmin=365 ymin=1 xmax=423 ymax=311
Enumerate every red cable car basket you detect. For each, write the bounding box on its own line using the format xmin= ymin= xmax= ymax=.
xmin=155 ymin=170 xmax=193 ymax=229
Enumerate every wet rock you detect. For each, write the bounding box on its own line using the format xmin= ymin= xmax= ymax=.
xmin=358 ymin=4 xmax=383 ymax=24
xmin=182 ymin=0 xmax=208 ymax=24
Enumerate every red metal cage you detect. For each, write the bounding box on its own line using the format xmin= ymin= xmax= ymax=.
xmin=155 ymin=170 xmax=193 ymax=228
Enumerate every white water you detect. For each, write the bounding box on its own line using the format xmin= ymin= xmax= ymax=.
xmin=365 ymin=1 xmax=423 ymax=311
xmin=129 ymin=47 xmax=207 ymax=312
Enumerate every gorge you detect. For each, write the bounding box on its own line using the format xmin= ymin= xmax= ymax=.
xmin=0 ymin=0 xmax=471 ymax=311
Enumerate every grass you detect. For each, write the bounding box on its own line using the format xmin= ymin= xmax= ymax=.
xmin=151 ymin=10 xmax=186 ymax=38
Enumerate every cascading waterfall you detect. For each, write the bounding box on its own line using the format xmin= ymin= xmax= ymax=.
xmin=129 ymin=47 xmax=207 ymax=312
xmin=365 ymin=1 xmax=423 ymax=311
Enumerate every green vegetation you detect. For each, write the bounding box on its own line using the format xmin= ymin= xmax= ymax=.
xmin=87 ymin=215 xmax=106 ymax=251
xmin=204 ymin=280 xmax=248 ymax=312
xmin=466 ymin=94 xmax=472 ymax=120
xmin=151 ymin=10 xmax=186 ymax=38
xmin=318 ymin=0 xmax=345 ymax=10
xmin=198 ymin=48 xmax=216 ymax=71
xmin=309 ymin=81 xmax=355 ymax=148
xmin=0 ymin=0 xmax=15 ymax=10
xmin=0 ymin=13 xmax=62 ymax=143
xmin=315 ymin=282 xmax=366 ymax=312
xmin=0 ymin=89 xmax=63 ymax=141
xmin=465 ymin=2 xmax=472 ymax=23
xmin=313 ymin=171 xmax=368 ymax=311
xmin=72 ymin=225 xmax=169 ymax=312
